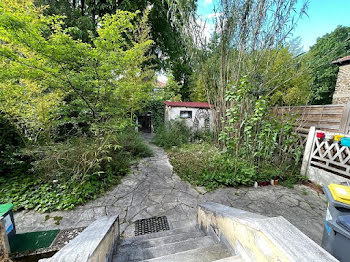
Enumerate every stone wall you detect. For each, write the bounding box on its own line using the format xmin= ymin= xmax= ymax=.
xmin=0 ymin=220 xmax=11 ymax=262
xmin=333 ymin=64 xmax=350 ymax=104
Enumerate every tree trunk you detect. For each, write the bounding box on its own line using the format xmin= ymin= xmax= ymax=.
xmin=81 ymin=0 xmax=85 ymax=16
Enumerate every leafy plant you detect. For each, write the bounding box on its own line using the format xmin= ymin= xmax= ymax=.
xmin=0 ymin=129 xmax=151 ymax=211
xmin=152 ymin=120 xmax=192 ymax=149
xmin=219 ymin=78 xmax=303 ymax=175
xmin=168 ymin=143 xmax=305 ymax=191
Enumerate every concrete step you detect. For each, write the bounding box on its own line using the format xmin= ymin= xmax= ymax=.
xmin=120 ymin=225 xmax=198 ymax=245
xmin=140 ymin=244 xmax=232 ymax=262
xmin=119 ymin=230 xmax=205 ymax=249
xmin=214 ymin=255 xmax=244 ymax=262
xmin=113 ymin=236 xmax=216 ymax=262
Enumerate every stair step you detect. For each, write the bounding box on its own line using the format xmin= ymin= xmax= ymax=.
xmin=120 ymin=225 xmax=198 ymax=244
xmin=214 ymin=255 xmax=244 ymax=262
xmin=113 ymin=236 xmax=216 ymax=262
xmin=119 ymin=230 xmax=205 ymax=249
xmin=140 ymin=244 xmax=232 ymax=262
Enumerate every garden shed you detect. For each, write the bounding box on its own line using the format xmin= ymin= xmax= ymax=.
xmin=164 ymin=101 xmax=214 ymax=131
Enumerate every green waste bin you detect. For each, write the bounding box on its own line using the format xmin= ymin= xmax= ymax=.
xmin=0 ymin=203 xmax=16 ymax=240
xmin=322 ymin=184 xmax=350 ymax=261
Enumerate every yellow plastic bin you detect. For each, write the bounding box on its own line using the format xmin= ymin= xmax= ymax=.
xmin=328 ymin=184 xmax=350 ymax=205
xmin=322 ymin=184 xmax=350 ymax=261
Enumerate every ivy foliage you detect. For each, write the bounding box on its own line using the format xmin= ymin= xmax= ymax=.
xmin=308 ymin=26 xmax=350 ymax=104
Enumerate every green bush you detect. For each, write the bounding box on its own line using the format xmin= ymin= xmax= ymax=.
xmin=152 ymin=120 xmax=192 ymax=149
xmin=168 ymin=143 xmax=305 ymax=191
xmin=117 ymin=127 xmax=153 ymax=158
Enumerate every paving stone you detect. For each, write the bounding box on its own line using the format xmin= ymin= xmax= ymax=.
xmin=14 ymin=134 xmax=327 ymax=245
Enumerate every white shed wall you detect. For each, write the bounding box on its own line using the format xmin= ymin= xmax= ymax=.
xmin=165 ymin=106 xmax=214 ymax=130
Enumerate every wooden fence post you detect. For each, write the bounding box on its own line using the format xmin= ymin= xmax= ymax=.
xmin=301 ymin=126 xmax=316 ymax=176
xmin=339 ymin=101 xmax=350 ymax=134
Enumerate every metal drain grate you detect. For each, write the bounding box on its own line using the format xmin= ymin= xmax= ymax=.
xmin=134 ymin=216 xmax=170 ymax=236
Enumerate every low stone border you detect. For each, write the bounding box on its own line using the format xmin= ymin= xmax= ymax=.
xmin=40 ymin=216 xmax=119 ymax=262
xmin=198 ymin=202 xmax=338 ymax=262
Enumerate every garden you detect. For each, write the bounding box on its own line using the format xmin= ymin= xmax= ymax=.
xmin=1 ymin=0 xmax=350 ymax=214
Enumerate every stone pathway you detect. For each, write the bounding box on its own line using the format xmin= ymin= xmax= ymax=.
xmin=14 ymin=135 xmax=327 ymax=244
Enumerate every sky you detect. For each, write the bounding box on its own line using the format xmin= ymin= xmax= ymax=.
xmin=197 ymin=0 xmax=350 ymax=50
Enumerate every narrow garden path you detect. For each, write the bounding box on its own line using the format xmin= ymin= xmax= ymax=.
xmin=15 ymin=134 xmax=327 ymax=244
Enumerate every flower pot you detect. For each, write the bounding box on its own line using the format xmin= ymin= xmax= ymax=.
xmin=341 ymin=137 xmax=350 ymax=147
xmin=325 ymin=133 xmax=334 ymax=141
xmin=316 ymin=132 xmax=325 ymax=139
xmin=334 ymin=135 xmax=344 ymax=141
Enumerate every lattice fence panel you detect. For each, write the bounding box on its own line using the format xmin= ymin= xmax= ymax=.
xmin=310 ymin=136 xmax=350 ymax=178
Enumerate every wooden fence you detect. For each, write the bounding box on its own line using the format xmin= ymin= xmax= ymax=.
xmin=272 ymin=102 xmax=350 ymax=139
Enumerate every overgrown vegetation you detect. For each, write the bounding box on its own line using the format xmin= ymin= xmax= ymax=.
xmin=1 ymin=0 xmax=346 ymax=212
xmin=156 ymin=77 xmax=305 ymax=190
xmin=152 ymin=120 xmax=192 ymax=149
xmin=0 ymin=0 xmax=153 ymax=211
xmin=156 ymin=0 xmax=310 ymax=189
xmin=153 ymin=119 xmax=213 ymax=149
xmin=0 ymin=129 xmax=152 ymax=212
xmin=168 ymin=143 xmax=306 ymax=191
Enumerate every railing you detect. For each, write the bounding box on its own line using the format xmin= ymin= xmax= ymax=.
xmin=301 ymin=127 xmax=350 ymax=185
xmin=310 ymin=136 xmax=350 ymax=178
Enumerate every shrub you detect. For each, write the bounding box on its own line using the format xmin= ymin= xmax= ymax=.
xmin=0 ymin=127 xmax=152 ymax=211
xmin=152 ymin=120 xmax=192 ymax=149
xmin=168 ymin=143 xmax=305 ymax=191
xmin=23 ymin=135 xmax=119 ymax=181
xmin=117 ymin=127 xmax=153 ymax=158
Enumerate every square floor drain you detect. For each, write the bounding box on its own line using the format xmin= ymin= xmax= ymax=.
xmin=134 ymin=216 xmax=170 ymax=236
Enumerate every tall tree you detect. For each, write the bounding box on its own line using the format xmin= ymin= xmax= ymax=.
xmin=308 ymin=26 xmax=350 ymax=105
xmin=0 ymin=0 xmax=154 ymax=141
xmin=34 ymin=0 xmax=197 ymax=100
xmin=169 ymin=0 xmax=308 ymax=140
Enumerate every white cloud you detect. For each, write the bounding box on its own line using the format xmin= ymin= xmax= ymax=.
xmin=204 ymin=0 xmax=213 ymax=4
xmin=196 ymin=18 xmax=214 ymax=43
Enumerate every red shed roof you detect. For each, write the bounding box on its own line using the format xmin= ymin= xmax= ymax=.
xmin=332 ymin=56 xmax=350 ymax=65
xmin=164 ymin=101 xmax=212 ymax=109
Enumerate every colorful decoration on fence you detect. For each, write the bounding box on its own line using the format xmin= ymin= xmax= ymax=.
xmin=341 ymin=138 xmax=350 ymax=148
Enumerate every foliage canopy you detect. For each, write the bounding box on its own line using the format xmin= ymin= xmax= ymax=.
xmin=308 ymin=26 xmax=350 ymax=104
xmin=0 ymin=0 xmax=154 ymax=141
